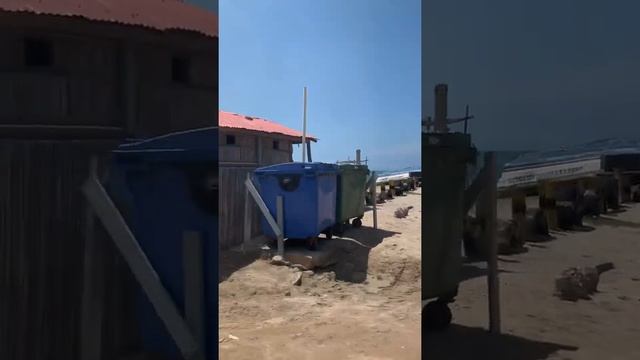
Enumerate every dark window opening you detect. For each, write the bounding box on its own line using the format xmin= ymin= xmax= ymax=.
xmin=172 ymin=56 xmax=191 ymax=83
xmin=226 ymin=135 xmax=236 ymax=145
xmin=273 ymin=140 xmax=280 ymax=150
xmin=24 ymin=38 xmax=53 ymax=67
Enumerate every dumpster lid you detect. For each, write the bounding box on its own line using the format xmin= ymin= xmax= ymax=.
xmin=255 ymin=162 xmax=338 ymax=175
xmin=114 ymin=127 xmax=218 ymax=162
xmin=337 ymin=164 xmax=370 ymax=173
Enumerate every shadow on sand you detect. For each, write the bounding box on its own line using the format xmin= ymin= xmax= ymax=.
xmin=218 ymin=248 xmax=262 ymax=283
xmin=460 ymin=263 xmax=515 ymax=282
xmin=424 ymin=324 xmax=578 ymax=360
xmin=317 ymin=226 xmax=400 ymax=283
xmin=219 ymin=226 xmax=400 ymax=284
xmin=589 ymin=216 xmax=640 ymax=229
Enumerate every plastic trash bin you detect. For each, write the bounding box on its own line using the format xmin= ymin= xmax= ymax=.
xmin=106 ymin=127 xmax=218 ymax=360
xmin=335 ymin=164 xmax=369 ymax=231
xmin=254 ymin=162 xmax=338 ymax=241
xmin=422 ymin=132 xmax=476 ymax=330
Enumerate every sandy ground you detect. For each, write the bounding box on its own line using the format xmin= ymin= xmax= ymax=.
xmin=425 ymin=198 xmax=640 ymax=360
xmin=219 ymin=189 xmax=422 ymax=360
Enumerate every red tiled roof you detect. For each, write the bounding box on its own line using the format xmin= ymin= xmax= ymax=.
xmin=0 ymin=0 xmax=218 ymax=38
xmin=220 ymin=111 xmax=317 ymax=142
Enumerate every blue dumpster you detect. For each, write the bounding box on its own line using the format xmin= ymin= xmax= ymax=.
xmin=254 ymin=162 xmax=338 ymax=240
xmin=106 ymin=127 xmax=218 ymax=360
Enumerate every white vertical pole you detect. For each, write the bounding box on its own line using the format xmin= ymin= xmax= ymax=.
xmin=276 ymin=196 xmax=284 ymax=257
xmin=372 ymin=180 xmax=378 ymax=229
xmin=302 ymin=87 xmax=307 ymax=163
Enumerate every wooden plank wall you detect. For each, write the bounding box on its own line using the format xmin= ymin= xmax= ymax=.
xmin=0 ymin=140 xmax=139 ymax=360
xmin=219 ymin=132 xmax=298 ymax=249
xmin=219 ymin=166 xmax=261 ymax=249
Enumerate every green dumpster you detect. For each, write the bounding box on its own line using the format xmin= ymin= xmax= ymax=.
xmin=335 ymin=164 xmax=370 ymax=233
xmin=422 ymin=132 xmax=476 ymax=330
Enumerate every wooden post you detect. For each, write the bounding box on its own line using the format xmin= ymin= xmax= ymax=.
xmin=511 ymin=189 xmax=527 ymax=245
xmin=484 ymin=152 xmax=501 ymax=334
xmin=372 ymin=182 xmax=378 ymax=229
xmin=183 ymin=231 xmax=205 ymax=360
xmin=598 ymin=177 xmax=608 ymax=214
xmin=540 ymin=181 xmax=559 ymax=230
xmin=243 ymin=173 xmax=252 ymax=252
xmin=80 ymin=156 xmax=103 ymax=360
xmin=615 ymin=169 xmax=630 ymax=203
xmin=276 ymin=196 xmax=284 ymax=257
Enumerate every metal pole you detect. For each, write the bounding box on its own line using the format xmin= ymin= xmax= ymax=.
xmin=276 ymin=196 xmax=284 ymax=257
xmin=302 ymin=87 xmax=307 ymax=163
xmin=485 ymin=152 xmax=501 ymax=334
xmin=372 ymin=180 xmax=378 ymax=229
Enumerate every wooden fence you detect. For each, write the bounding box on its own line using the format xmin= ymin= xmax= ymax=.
xmin=0 ymin=139 xmax=139 ymax=360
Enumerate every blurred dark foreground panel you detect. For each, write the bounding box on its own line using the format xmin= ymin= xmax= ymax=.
xmin=0 ymin=1 xmax=218 ymax=359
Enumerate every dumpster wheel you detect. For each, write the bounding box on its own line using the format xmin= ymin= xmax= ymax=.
xmin=423 ymin=300 xmax=452 ymax=332
xmin=352 ymin=217 xmax=363 ymax=228
xmin=324 ymin=228 xmax=333 ymax=240
xmin=307 ymin=237 xmax=318 ymax=251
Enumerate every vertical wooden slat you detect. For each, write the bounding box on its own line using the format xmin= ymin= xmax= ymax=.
xmin=0 ymin=140 xmax=135 ymax=360
xmin=183 ymin=231 xmax=205 ymax=360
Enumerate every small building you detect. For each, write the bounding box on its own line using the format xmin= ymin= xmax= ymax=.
xmin=0 ymin=1 xmax=217 ymax=359
xmin=219 ymin=110 xmax=317 ymax=249
xmin=0 ymin=0 xmax=218 ymax=137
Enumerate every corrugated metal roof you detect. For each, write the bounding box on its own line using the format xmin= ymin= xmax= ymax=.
xmin=220 ymin=110 xmax=317 ymax=142
xmin=0 ymin=0 xmax=218 ymax=38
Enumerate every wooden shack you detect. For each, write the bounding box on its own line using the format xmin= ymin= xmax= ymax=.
xmin=219 ymin=111 xmax=317 ymax=249
xmin=0 ymin=1 xmax=217 ymax=359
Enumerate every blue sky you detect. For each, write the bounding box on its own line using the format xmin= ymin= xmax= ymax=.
xmin=424 ymin=0 xmax=640 ymax=151
xmin=220 ymin=0 xmax=420 ymax=170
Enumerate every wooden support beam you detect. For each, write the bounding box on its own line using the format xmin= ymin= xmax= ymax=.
xmin=511 ymin=189 xmax=527 ymax=245
xmin=183 ymin=231 xmax=205 ymax=360
xmin=82 ymin=176 xmax=198 ymax=359
xmin=80 ymin=158 xmax=104 ymax=360
xmin=245 ymin=177 xmax=283 ymax=239
xmin=539 ymin=181 xmax=559 ymax=230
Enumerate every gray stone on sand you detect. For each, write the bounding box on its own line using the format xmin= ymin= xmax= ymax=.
xmin=270 ymin=255 xmax=289 ymax=266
